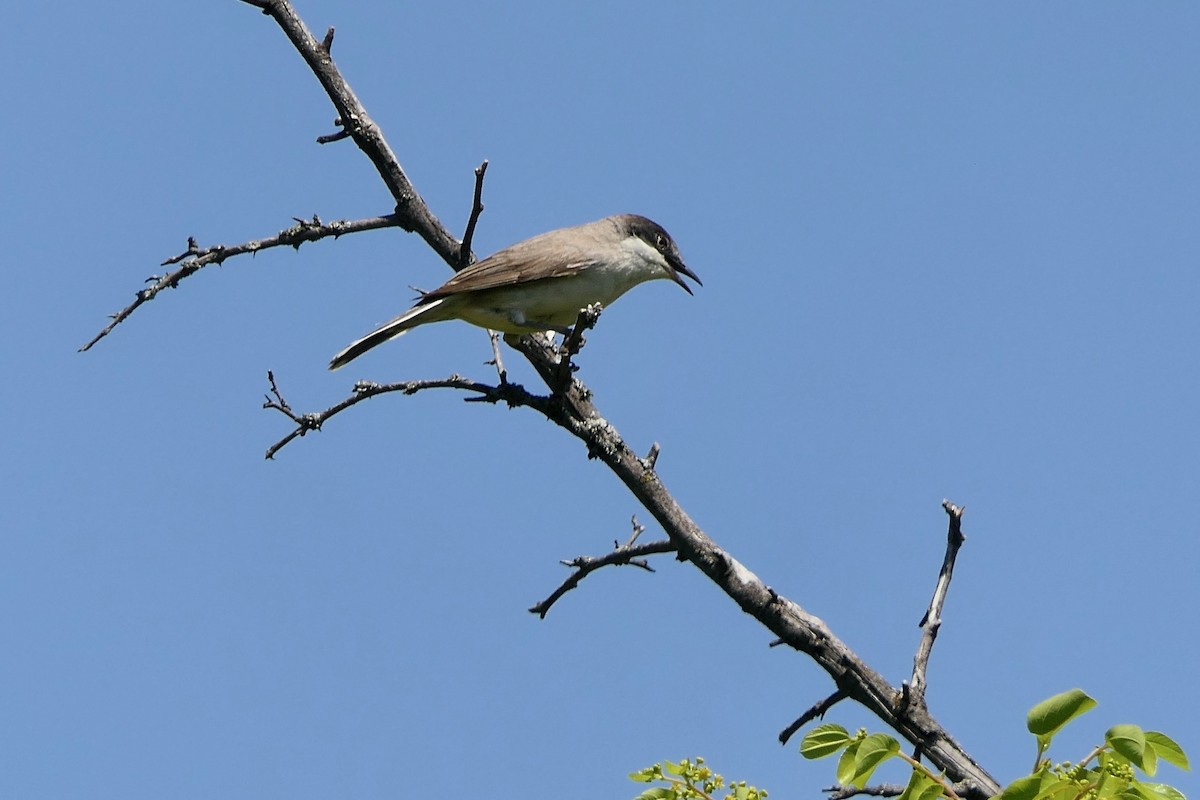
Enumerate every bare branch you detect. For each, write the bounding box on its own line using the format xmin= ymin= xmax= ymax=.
xmin=460 ymin=160 xmax=489 ymax=269
xmin=86 ymin=0 xmax=485 ymax=351
xmin=262 ymin=372 xmax=551 ymax=460
xmin=263 ymin=370 xmax=295 ymax=418
xmin=238 ymin=0 xmax=463 ymax=263
xmin=554 ymin=304 xmax=602 ymax=390
xmin=486 ymin=329 xmax=509 ymax=384
xmin=529 ymin=539 xmax=677 ymax=618
xmin=80 ymin=214 xmax=402 ymax=352
xmin=825 ymin=783 xmax=908 ymax=800
xmin=641 ymin=442 xmax=661 ymax=471
xmin=506 ymin=330 xmax=999 ymax=797
xmin=316 ymin=127 xmax=352 ymax=145
xmin=778 ymin=690 xmax=848 ymax=746
xmin=910 ymin=501 xmax=967 ymax=698
xmin=114 ymin=5 xmax=1003 ymax=796
xmin=826 ymin=777 xmax=976 ymax=800
xmin=624 ymin=515 xmax=646 ymax=548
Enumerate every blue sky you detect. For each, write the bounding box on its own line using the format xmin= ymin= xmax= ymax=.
xmin=3 ymin=3 xmax=1197 ymax=798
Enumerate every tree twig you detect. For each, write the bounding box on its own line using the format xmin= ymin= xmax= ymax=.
xmin=237 ymin=0 xmax=463 ymax=263
xmin=486 ymin=329 xmax=508 ymax=384
xmin=80 ymin=214 xmax=402 ymax=352
xmin=910 ymin=501 xmax=967 ymax=698
xmin=553 ymin=304 xmax=602 ymax=390
xmin=262 ymin=372 xmax=550 ymax=460
xmin=826 ymin=782 xmax=975 ymax=800
xmin=778 ymin=690 xmax=848 ymax=746
xmin=529 ymin=539 xmax=677 ymax=618
xmin=625 ymin=515 xmax=646 ymax=547
xmin=507 ymin=331 xmax=999 ymax=797
xmin=825 ymin=783 xmax=908 ymax=800
xmin=460 ymin=160 xmax=488 ymax=269
xmin=641 ymin=443 xmax=662 ymax=471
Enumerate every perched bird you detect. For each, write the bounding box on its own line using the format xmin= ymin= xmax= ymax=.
xmin=329 ymin=214 xmax=699 ymax=369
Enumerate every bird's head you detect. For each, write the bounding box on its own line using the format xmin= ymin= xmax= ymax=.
xmin=618 ymin=214 xmax=702 ymax=294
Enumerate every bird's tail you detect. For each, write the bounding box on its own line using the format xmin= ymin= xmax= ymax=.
xmin=328 ymin=298 xmax=447 ymax=370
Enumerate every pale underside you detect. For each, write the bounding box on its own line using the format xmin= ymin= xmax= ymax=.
xmin=416 ymin=267 xmax=654 ymax=334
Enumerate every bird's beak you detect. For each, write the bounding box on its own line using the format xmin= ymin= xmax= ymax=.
xmin=667 ymin=253 xmax=702 ymax=295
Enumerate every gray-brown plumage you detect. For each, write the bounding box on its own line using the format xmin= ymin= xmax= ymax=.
xmin=329 ymin=214 xmax=699 ymax=369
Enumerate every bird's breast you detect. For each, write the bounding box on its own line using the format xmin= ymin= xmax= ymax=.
xmin=450 ymin=268 xmax=649 ymax=332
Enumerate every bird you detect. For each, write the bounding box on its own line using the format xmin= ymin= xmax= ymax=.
xmin=329 ymin=213 xmax=700 ymax=369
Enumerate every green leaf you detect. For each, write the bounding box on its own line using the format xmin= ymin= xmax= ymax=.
xmin=634 ymin=789 xmax=675 ymax=800
xmin=836 ymin=743 xmax=860 ymax=786
xmin=848 ymin=733 xmax=901 ymax=787
xmin=1108 ymin=725 xmax=1149 ymax=771
xmin=897 ymin=766 xmax=943 ymax=800
xmin=1142 ymin=743 xmax=1160 ymax=778
xmin=996 ymin=772 xmax=1053 ymax=800
xmin=800 ymin=724 xmax=852 ymax=760
xmin=1027 ymin=689 xmax=1097 ymax=738
xmin=896 ymin=770 xmax=922 ymax=800
xmin=1040 ymin=777 xmax=1083 ymax=800
xmin=1131 ymin=783 xmax=1187 ymax=800
xmin=1099 ymin=781 xmax=1130 ymax=800
xmin=1120 ymin=782 xmax=1184 ymax=800
xmin=664 ymin=760 xmax=685 ymax=776
xmin=1146 ymin=732 xmax=1191 ymax=771
xmin=917 ymin=782 xmax=947 ymax=800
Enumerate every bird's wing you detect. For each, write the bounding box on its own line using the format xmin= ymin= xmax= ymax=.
xmin=422 ymin=229 xmax=601 ymax=300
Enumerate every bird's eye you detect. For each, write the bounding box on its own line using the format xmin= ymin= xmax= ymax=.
xmin=656 ymin=234 xmax=668 ymax=250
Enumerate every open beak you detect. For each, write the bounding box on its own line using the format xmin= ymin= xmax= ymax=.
xmin=668 ymin=254 xmax=702 ymax=295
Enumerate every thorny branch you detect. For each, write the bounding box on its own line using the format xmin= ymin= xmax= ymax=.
xmin=239 ymin=0 xmax=462 ymax=262
xmin=92 ymin=2 xmax=1002 ymax=796
xmin=80 ymin=214 xmax=402 ymax=352
xmin=262 ymin=370 xmax=551 ymax=460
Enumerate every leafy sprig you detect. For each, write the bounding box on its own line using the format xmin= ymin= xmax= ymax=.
xmin=630 ymin=757 xmax=767 ymax=800
xmin=798 ymin=690 xmax=1189 ymax=800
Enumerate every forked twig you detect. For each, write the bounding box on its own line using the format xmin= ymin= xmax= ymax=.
xmin=262 ymin=371 xmax=551 ymax=459
xmin=529 ymin=538 xmax=677 ymax=618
